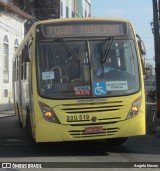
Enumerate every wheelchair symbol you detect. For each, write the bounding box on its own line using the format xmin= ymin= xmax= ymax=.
xmin=94 ymin=82 xmax=107 ymax=96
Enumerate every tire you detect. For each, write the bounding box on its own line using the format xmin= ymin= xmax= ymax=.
xmin=25 ymin=111 xmax=36 ymax=144
xmin=106 ymin=137 xmax=128 ymax=145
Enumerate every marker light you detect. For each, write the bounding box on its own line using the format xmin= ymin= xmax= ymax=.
xmin=39 ymin=102 xmax=60 ymax=124
xmin=127 ymin=96 xmax=142 ymax=119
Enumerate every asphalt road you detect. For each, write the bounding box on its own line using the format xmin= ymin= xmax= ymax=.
xmin=0 ymin=113 xmax=160 ymax=171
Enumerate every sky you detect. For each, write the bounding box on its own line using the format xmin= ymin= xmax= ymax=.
xmin=91 ymin=0 xmax=154 ymax=66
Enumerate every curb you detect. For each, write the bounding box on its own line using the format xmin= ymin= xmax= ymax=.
xmin=0 ymin=110 xmax=15 ymax=118
xmin=0 ymin=114 xmax=15 ymax=118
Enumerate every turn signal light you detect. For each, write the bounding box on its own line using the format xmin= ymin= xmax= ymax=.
xmin=45 ymin=111 xmax=53 ymax=118
xmin=39 ymin=102 xmax=60 ymax=124
xmin=131 ymin=106 xmax=139 ymax=112
xmin=127 ymin=96 xmax=142 ymax=119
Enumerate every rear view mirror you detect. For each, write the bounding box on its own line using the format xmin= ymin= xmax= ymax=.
xmin=23 ymin=44 xmax=30 ymax=62
xmin=138 ymin=40 xmax=146 ymax=55
xmin=136 ymin=34 xmax=146 ymax=55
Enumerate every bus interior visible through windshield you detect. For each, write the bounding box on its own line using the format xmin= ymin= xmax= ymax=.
xmin=37 ymin=36 xmax=139 ymax=99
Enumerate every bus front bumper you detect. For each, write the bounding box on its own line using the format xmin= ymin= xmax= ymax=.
xmin=35 ymin=113 xmax=146 ymax=143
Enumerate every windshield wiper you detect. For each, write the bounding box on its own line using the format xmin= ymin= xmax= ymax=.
xmin=59 ymin=38 xmax=80 ymax=61
xmin=102 ymin=36 xmax=114 ymax=63
xmin=98 ymin=37 xmax=114 ymax=77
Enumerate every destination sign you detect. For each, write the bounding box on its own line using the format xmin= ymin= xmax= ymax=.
xmin=41 ymin=22 xmax=126 ymax=37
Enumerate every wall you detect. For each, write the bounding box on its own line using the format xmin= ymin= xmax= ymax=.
xmin=0 ymin=10 xmax=25 ymax=111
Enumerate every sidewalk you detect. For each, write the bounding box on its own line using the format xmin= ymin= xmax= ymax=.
xmin=0 ymin=110 xmax=15 ymax=118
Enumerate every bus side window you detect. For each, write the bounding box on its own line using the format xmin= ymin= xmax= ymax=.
xmin=22 ymin=44 xmax=29 ymax=80
xmin=15 ymin=58 xmax=18 ymax=81
xmin=20 ymin=54 xmax=23 ymax=81
xmin=13 ymin=59 xmax=16 ymax=82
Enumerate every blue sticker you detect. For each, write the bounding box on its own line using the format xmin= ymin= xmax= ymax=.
xmin=93 ymin=82 xmax=107 ymax=96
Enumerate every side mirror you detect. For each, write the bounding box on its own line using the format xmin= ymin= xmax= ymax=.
xmin=138 ymin=39 xmax=146 ymax=55
xmin=23 ymin=37 xmax=32 ymax=62
xmin=136 ymin=34 xmax=146 ymax=55
xmin=23 ymin=44 xmax=30 ymax=62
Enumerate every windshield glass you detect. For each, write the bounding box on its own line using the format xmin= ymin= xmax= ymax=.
xmin=37 ymin=39 xmax=140 ymax=99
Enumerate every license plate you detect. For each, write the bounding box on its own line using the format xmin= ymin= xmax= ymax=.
xmin=66 ymin=114 xmax=90 ymax=122
xmin=85 ymin=126 xmax=103 ymax=134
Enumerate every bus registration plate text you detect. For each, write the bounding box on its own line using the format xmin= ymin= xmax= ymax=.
xmin=66 ymin=114 xmax=90 ymax=122
xmin=85 ymin=126 xmax=103 ymax=134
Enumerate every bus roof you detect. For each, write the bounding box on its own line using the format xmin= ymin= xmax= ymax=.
xmin=36 ymin=17 xmax=130 ymax=26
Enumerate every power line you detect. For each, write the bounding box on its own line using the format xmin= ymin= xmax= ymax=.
xmin=0 ymin=21 xmax=24 ymax=38
xmin=142 ymin=37 xmax=154 ymax=39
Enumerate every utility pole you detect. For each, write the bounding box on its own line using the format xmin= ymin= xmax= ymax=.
xmin=152 ymin=0 xmax=160 ymax=117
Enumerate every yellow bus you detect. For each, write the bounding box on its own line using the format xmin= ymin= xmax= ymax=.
xmin=13 ymin=18 xmax=146 ymax=145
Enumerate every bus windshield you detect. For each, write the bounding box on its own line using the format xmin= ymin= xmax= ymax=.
xmin=37 ymin=38 xmax=140 ymax=99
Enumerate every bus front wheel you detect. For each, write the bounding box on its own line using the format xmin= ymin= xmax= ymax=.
xmin=16 ymin=104 xmax=22 ymax=128
xmin=25 ymin=112 xmax=35 ymax=144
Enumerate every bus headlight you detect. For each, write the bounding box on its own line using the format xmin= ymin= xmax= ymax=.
xmin=127 ymin=96 xmax=142 ymax=119
xmin=39 ymin=102 xmax=60 ymax=124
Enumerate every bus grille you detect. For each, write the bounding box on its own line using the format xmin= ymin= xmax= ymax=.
xmin=68 ymin=127 xmax=119 ymax=138
xmin=61 ymin=100 xmax=124 ymax=124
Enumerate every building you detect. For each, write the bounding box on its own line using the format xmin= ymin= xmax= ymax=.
xmin=16 ymin=0 xmax=91 ymax=33
xmin=16 ymin=0 xmax=91 ymax=20
xmin=0 ymin=0 xmax=91 ymax=111
xmin=0 ymin=0 xmax=31 ymax=111
xmin=60 ymin=0 xmax=91 ymax=18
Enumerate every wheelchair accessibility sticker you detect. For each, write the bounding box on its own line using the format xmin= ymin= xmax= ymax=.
xmin=93 ymin=82 xmax=107 ymax=96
